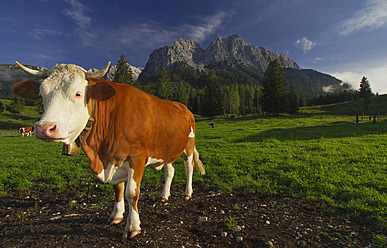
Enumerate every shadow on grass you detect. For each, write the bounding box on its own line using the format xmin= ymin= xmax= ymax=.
xmin=233 ymin=120 xmax=387 ymax=142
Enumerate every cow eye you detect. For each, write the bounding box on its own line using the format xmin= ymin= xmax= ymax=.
xmin=75 ymin=91 xmax=83 ymax=97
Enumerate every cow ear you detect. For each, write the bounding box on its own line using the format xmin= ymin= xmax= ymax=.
xmin=87 ymin=81 xmax=116 ymax=101
xmin=12 ymin=80 xmax=41 ymax=101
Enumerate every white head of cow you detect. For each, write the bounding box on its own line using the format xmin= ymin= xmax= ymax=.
xmin=12 ymin=61 xmax=111 ymax=145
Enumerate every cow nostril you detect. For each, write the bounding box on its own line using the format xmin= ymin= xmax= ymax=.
xmin=48 ymin=125 xmax=57 ymax=133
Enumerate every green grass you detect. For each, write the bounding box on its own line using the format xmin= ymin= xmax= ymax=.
xmin=1 ymin=98 xmax=387 ymax=231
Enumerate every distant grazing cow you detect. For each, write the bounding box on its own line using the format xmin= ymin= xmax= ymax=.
xmin=12 ymin=61 xmax=205 ymax=240
xmin=19 ymin=127 xmax=34 ymax=136
xmin=209 ymin=122 xmax=215 ymax=128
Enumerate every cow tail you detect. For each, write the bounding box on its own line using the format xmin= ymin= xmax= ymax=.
xmin=194 ymin=147 xmax=205 ymax=175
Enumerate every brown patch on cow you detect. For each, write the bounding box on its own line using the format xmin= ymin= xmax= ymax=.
xmin=12 ymin=80 xmax=41 ymax=101
xmin=81 ymin=79 xmax=199 ymax=174
xmin=87 ymin=80 xmax=116 ymax=101
xmin=113 ymin=182 xmax=125 ymax=203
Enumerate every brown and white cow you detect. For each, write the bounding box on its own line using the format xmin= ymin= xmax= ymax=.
xmin=12 ymin=61 xmax=205 ymax=239
xmin=19 ymin=126 xmax=34 ymax=136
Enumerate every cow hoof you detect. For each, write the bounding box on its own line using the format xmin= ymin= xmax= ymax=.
xmin=121 ymin=232 xmax=128 ymax=241
xmin=184 ymin=195 xmax=191 ymax=200
xmin=160 ymin=197 xmax=168 ymax=203
xmin=109 ymin=217 xmax=123 ymax=225
xmin=130 ymin=229 xmax=141 ymax=239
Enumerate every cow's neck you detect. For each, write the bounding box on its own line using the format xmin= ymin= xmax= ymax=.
xmin=78 ymin=99 xmax=96 ymax=145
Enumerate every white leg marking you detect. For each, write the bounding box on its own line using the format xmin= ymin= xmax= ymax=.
xmin=109 ymin=198 xmax=125 ymax=221
xmin=189 ymin=127 xmax=195 ymax=138
xmin=96 ymin=163 xmax=117 ymax=183
xmin=146 ymin=157 xmax=165 ymax=170
xmin=184 ymin=154 xmax=194 ymax=197
xmin=125 ymin=167 xmax=140 ymax=233
xmin=161 ymin=163 xmax=175 ymax=200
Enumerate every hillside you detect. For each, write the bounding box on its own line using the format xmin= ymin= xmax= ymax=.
xmin=310 ymin=93 xmax=387 ymax=116
xmin=137 ymin=35 xmax=347 ymax=97
xmin=0 ymin=64 xmax=44 ymax=98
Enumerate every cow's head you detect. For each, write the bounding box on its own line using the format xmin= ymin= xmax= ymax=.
xmin=12 ymin=61 xmax=115 ymax=144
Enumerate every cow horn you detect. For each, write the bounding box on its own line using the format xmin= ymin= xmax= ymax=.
xmin=86 ymin=61 xmax=111 ymax=79
xmin=15 ymin=61 xmax=48 ymax=78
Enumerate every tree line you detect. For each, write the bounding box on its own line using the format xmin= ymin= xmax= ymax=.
xmin=111 ymin=55 xmax=378 ymax=117
xmin=114 ymin=56 xmax=302 ymax=116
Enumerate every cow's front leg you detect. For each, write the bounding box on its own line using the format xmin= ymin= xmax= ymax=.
xmin=122 ymin=162 xmax=145 ymax=240
xmin=108 ymin=182 xmax=125 ymax=224
xmin=161 ymin=163 xmax=175 ymax=202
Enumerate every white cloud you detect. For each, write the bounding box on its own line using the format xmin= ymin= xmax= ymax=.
xmin=332 ymin=71 xmax=363 ymax=90
xmin=185 ymin=12 xmax=228 ymax=42
xmin=117 ymin=22 xmax=179 ymax=49
xmin=333 ymin=65 xmax=387 ymax=94
xmin=64 ymin=0 xmax=96 ymax=46
xmin=30 ymin=28 xmax=70 ymax=40
xmin=338 ymin=0 xmax=387 ymax=36
xmin=64 ymin=0 xmax=92 ymax=29
xmin=312 ymin=57 xmax=324 ymax=64
xmin=295 ymin=37 xmax=316 ymax=52
xmin=116 ymin=11 xmax=229 ymax=48
xmin=363 ymin=65 xmax=387 ymax=94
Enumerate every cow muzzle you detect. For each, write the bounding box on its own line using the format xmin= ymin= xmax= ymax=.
xmin=34 ymin=122 xmax=65 ymax=142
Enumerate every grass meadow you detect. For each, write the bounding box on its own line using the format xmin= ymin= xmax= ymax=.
xmin=1 ymin=97 xmax=387 ymax=232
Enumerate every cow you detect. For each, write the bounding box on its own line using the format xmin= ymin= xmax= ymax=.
xmin=19 ymin=126 xmax=34 ymax=136
xmin=12 ymin=61 xmax=205 ymax=240
xmin=208 ymin=122 xmax=215 ymax=128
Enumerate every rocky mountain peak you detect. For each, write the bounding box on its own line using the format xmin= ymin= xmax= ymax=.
xmin=138 ymin=35 xmax=301 ymax=82
xmin=170 ymin=38 xmax=204 ymax=67
xmin=204 ymin=34 xmax=249 ymax=65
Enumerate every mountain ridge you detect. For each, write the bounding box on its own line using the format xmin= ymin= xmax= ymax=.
xmin=138 ymin=34 xmax=301 ymax=82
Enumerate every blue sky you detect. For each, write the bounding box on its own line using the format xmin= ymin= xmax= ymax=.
xmin=2 ymin=0 xmax=387 ymax=93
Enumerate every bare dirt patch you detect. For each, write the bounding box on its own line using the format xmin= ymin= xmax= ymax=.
xmin=0 ymin=185 xmax=382 ymax=247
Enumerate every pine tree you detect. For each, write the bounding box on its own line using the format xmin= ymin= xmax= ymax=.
xmin=288 ymin=86 xmax=299 ymax=114
xmin=113 ymin=54 xmax=134 ymax=85
xmin=0 ymin=100 xmax=5 ymax=113
xmin=229 ymin=84 xmax=240 ymax=115
xmin=157 ymin=68 xmax=172 ymax=100
xmin=173 ymin=82 xmax=190 ymax=106
xmin=262 ymin=60 xmax=289 ymax=115
xmin=202 ymin=71 xmax=223 ymax=117
xmin=359 ymin=76 xmax=373 ymax=114
xmin=254 ymin=87 xmax=262 ymax=114
xmin=10 ymin=97 xmax=25 ymax=114
xmin=299 ymin=93 xmax=307 ymax=107
xmin=35 ymin=100 xmax=44 ymax=114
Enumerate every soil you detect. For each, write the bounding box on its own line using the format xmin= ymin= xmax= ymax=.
xmin=0 ymin=184 xmax=383 ymax=248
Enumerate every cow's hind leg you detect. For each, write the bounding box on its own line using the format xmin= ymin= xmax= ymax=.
xmin=108 ymin=182 xmax=125 ymax=225
xmin=183 ymin=151 xmax=194 ymax=200
xmin=183 ymin=136 xmax=205 ymax=200
xmin=161 ymin=163 xmax=175 ymax=202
